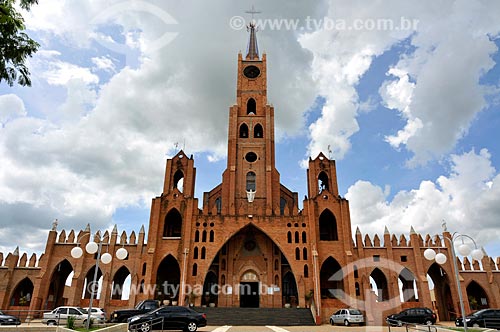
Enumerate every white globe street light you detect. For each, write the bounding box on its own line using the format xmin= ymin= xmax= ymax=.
xmin=71 ymin=228 xmax=128 ymax=330
xmin=424 ymin=221 xmax=483 ymax=332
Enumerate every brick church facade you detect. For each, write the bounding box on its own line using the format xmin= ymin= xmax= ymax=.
xmin=0 ymin=25 xmax=499 ymax=324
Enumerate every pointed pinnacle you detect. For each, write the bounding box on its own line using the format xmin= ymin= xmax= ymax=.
xmin=13 ymin=246 xmax=19 ymax=256
xmin=384 ymin=226 xmax=390 ymax=235
xmin=355 ymin=226 xmax=361 ymax=235
xmin=139 ymin=225 xmax=145 ymax=234
xmin=112 ymin=224 xmax=118 ymax=233
xmin=84 ymin=223 xmax=90 ymax=232
xmin=410 ymin=226 xmax=416 ymax=234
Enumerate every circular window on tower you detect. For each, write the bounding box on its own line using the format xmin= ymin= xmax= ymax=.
xmin=245 ymin=152 xmax=258 ymax=162
xmin=243 ymin=65 xmax=260 ymax=79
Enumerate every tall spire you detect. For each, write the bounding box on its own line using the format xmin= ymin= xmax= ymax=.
xmin=246 ymin=22 xmax=259 ymax=60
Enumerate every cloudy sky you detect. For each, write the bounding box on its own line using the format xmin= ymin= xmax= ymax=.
xmin=1 ymin=0 xmax=500 ymax=261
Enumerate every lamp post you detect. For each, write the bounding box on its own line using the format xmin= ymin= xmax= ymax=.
xmin=423 ymin=222 xmax=484 ymax=332
xmin=71 ymin=232 xmax=128 ymax=330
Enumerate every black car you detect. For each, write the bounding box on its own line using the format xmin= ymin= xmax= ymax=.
xmin=128 ymin=306 xmax=207 ymax=332
xmin=0 ymin=310 xmax=21 ymax=326
xmin=386 ymin=307 xmax=437 ymax=326
xmin=456 ymin=309 xmax=500 ymax=329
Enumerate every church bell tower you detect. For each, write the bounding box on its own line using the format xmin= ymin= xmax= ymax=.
xmin=219 ymin=22 xmax=282 ymax=216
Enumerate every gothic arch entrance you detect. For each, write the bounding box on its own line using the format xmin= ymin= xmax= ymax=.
xmin=207 ymin=224 xmax=298 ymax=308
xmin=46 ymin=259 xmax=74 ymax=309
xmin=427 ymin=263 xmax=453 ymax=320
xmin=156 ymin=255 xmax=180 ymax=302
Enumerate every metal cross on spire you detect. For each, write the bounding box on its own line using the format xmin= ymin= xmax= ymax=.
xmin=245 ymin=5 xmax=261 ymax=24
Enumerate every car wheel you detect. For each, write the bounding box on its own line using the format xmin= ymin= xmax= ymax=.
xmin=185 ymin=321 xmax=198 ymax=332
xmin=330 ymin=319 xmax=334 ymax=325
xmin=139 ymin=322 xmax=151 ymax=332
xmin=472 ymin=323 xmax=480 ymax=328
xmin=344 ymin=320 xmax=350 ymax=326
xmin=397 ymin=321 xmax=403 ymax=327
xmin=47 ymin=320 xmax=57 ymax=326
xmin=425 ymin=320 xmax=433 ymax=326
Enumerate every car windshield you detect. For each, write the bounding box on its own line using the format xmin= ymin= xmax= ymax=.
xmin=470 ymin=309 xmax=488 ymax=317
xmin=349 ymin=309 xmax=362 ymax=315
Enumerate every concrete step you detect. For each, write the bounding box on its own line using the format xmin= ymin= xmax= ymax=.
xmin=194 ymin=307 xmax=315 ymax=326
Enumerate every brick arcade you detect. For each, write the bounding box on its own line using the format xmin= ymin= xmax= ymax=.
xmin=1 ymin=24 xmax=499 ymax=324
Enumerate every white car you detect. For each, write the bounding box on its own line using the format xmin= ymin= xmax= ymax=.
xmin=42 ymin=306 xmax=88 ymax=326
xmin=330 ymin=308 xmax=365 ymax=326
xmin=84 ymin=307 xmax=106 ymax=323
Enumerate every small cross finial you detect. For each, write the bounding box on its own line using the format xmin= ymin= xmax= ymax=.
xmin=245 ymin=5 xmax=261 ymax=23
xmin=174 ymin=142 xmax=179 ymax=150
xmin=327 ymin=145 xmax=332 ymax=159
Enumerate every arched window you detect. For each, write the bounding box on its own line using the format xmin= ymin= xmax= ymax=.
xmin=209 ymin=230 xmax=214 ymax=242
xmin=303 ymin=248 xmax=308 ymax=260
xmin=318 ymin=171 xmax=329 ymax=193
xmin=467 ymin=281 xmax=489 ymax=310
xmin=287 ymin=231 xmax=292 ymax=243
xmin=353 ymin=265 xmax=359 ymax=278
xmin=280 ymin=197 xmax=287 ymax=216
xmin=319 ymin=209 xmax=338 ymax=241
xmin=142 ymin=263 xmax=147 ymax=276
xmin=215 ymin=197 xmax=222 ymax=214
xmin=194 ymin=230 xmax=200 ymax=242
xmin=201 ymin=247 xmax=206 ymax=259
xmin=295 ymin=231 xmax=299 ymax=243
xmin=173 ymin=170 xmax=184 ymax=192
xmin=163 ymin=209 xmax=182 ymax=237
xmin=247 ymin=98 xmax=256 ymax=114
xmin=202 ymin=230 xmax=207 ymax=242
xmin=193 ymin=247 xmax=198 ymax=259
xmin=140 ymin=280 xmax=145 ymax=294
xmin=192 ymin=263 xmax=198 ymax=276
xmin=254 ymin=124 xmax=263 ymax=138
xmin=295 ymin=248 xmax=300 ymax=260
xmin=221 ymin=259 xmax=226 ymax=270
xmin=355 ymin=282 xmax=360 ymax=296
xmin=304 ymin=265 xmax=309 ymax=278
xmin=239 ymin=123 xmax=249 ymax=138
xmin=302 ymin=231 xmax=307 ymax=243
xmin=246 ymin=172 xmax=256 ymax=191
xmin=274 ymin=259 xmax=279 ymax=270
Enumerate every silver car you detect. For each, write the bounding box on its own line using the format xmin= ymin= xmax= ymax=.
xmin=42 ymin=306 xmax=88 ymax=326
xmin=330 ymin=308 xmax=365 ymax=326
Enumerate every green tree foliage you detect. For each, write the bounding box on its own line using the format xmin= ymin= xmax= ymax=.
xmin=0 ymin=0 xmax=39 ymax=86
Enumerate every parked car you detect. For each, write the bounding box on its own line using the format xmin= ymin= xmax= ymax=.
xmin=128 ymin=306 xmax=207 ymax=332
xmin=329 ymin=308 xmax=365 ymax=326
xmin=456 ymin=309 xmax=500 ymax=329
xmin=386 ymin=307 xmax=437 ymax=326
xmin=42 ymin=306 xmax=88 ymax=326
xmin=110 ymin=299 xmax=159 ymax=323
xmin=0 ymin=310 xmax=21 ymax=325
xmin=84 ymin=307 xmax=106 ymax=323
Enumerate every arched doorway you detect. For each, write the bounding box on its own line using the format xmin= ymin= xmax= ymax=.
xmin=10 ymin=278 xmax=34 ymax=307
xmin=427 ymin=263 xmax=453 ymax=320
xmin=202 ymin=271 xmax=219 ymax=306
xmin=46 ymin=259 xmax=73 ymax=309
xmin=467 ymin=281 xmax=489 ymax=310
xmin=320 ymin=257 xmax=344 ymax=299
xmin=240 ymin=270 xmax=259 ymax=308
xmin=156 ymin=255 xmax=180 ymax=302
